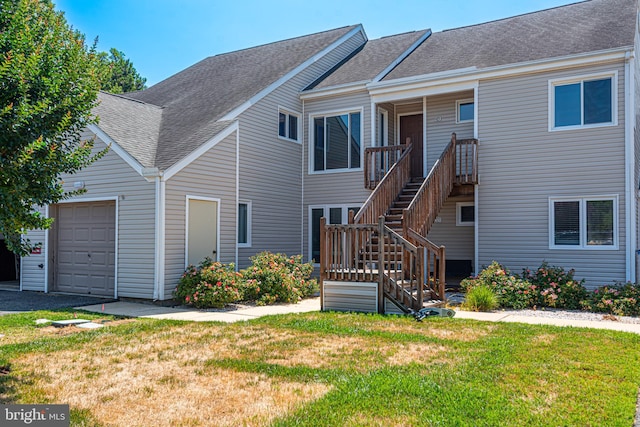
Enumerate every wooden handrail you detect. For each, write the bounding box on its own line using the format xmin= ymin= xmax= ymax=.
xmin=364 ymin=144 xmax=410 ymax=189
xmin=353 ymin=143 xmax=412 ymax=225
xmin=402 ymin=134 xmax=457 ymax=238
xmin=406 ymin=228 xmax=446 ymax=300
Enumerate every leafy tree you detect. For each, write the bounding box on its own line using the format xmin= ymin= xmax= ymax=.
xmin=99 ymin=48 xmax=146 ymax=93
xmin=0 ymin=0 xmax=106 ymax=255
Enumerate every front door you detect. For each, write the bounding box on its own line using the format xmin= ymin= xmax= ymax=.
xmin=400 ymin=114 xmax=423 ymax=177
xmin=187 ymin=199 xmax=218 ymax=266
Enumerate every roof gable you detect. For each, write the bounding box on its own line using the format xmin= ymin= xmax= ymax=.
xmin=383 ymin=0 xmax=636 ymax=82
xmin=126 ymin=25 xmax=362 ymax=170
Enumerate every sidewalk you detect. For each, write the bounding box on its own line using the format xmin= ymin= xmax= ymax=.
xmin=78 ymin=298 xmax=640 ymax=334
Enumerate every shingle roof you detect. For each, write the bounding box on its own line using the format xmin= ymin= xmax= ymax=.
xmin=383 ymin=0 xmax=636 ymax=81
xmin=309 ymin=30 xmax=430 ymax=90
xmin=94 ymin=92 xmax=163 ymax=169
xmin=123 ymin=25 xmax=359 ymax=170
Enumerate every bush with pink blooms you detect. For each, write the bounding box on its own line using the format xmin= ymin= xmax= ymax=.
xmin=174 ymin=258 xmax=241 ymax=308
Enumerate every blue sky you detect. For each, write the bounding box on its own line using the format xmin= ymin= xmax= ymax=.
xmin=54 ymin=0 xmax=578 ymax=87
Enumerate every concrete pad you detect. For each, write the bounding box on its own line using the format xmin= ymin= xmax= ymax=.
xmin=76 ymin=322 xmax=104 ymax=329
xmin=51 ymin=319 xmax=90 ymax=327
xmin=453 ymin=310 xmax=511 ymax=322
xmin=501 ymin=315 xmax=640 ymax=334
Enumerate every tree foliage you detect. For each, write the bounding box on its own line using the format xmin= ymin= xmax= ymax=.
xmin=98 ymin=47 xmax=146 ymax=94
xmin=0 ymin=0 xmax=106 ymax=255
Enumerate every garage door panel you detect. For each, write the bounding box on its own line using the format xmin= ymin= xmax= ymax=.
xmin=54 ymin=201 xmax=116 ymax=297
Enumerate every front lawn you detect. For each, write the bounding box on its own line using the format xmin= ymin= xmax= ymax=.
xmin=1 ymin=311 xmax=639 ymax=426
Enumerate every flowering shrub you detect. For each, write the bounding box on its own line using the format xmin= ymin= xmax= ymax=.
xmin=241 ymin=252 xmax=318 ymax=305
xmin=520 ymin=262 xmax=587 ymax=309
xmin=581 ymin=283 xmax=640 ymax=316
xmin=461 ymin=261 xmax=533 ymax=309
xmin=174 ymin=258 xmax=242 ymax=308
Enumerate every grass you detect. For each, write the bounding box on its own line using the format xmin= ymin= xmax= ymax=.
xmin=0 ymin=310 xmax=639 ymax=426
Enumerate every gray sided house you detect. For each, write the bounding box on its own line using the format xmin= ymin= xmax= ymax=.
xmin=14 ymin=0 xmax=640 ymax=313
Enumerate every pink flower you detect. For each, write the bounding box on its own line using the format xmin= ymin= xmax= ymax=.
xmin=185 ymin=295 xmax=191 ymax=302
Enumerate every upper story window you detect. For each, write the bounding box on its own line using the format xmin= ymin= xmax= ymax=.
xmin=311 ymin=109 xmax=362 ymax=173
xmin=549 ymin=196 xmax=617 ymax=250
xmin=456 ymin=99 xmax=474 ymax=123
xmin=278 ymin=109 xmax=300 ymax=142
xmin=549 ymin=72 xmax=617 ymax=130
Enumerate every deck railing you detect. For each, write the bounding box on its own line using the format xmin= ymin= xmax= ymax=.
xmin=455 ymin=136 xmax=478 ymax=185
xmin=320 ymin=216 xmax=425 ymax=313
xmin=364 ymin=144 xmax=411 ymax=189
xmin=353 ymin=143 xmax=412 ymax=225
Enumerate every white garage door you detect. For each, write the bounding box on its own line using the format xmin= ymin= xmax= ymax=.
xmin=53 ymin=201 xmax=116 ymax=296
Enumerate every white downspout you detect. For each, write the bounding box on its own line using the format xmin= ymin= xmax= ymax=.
xmin=473 ymin=82 xmax=480 ymax=276
xmin=153 ymin=174 xmax=166 ymax=300
xmin=625 ymin=50 xmax=636 ymax=282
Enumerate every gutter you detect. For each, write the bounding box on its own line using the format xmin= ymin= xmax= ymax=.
xmin=624 ymin=50 xmax=636 ymax=282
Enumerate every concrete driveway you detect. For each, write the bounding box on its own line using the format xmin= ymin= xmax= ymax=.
xmin=0 ymin=290 xmax=114 ymax=315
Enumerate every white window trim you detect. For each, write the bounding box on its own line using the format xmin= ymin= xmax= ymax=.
xmin=308 ymin=107 xmax=364 ymax=175
xmin=456 ymin=98 xmax=474 ymax=124
xmin=278 ymin=107 xmax=301 ymax=143
xmin=548 ymin=195 xmax=619 ymax=250
xmin=237 ymin=200 xmax=252 ymax=248
xmin=377 ymin=108 xmax=388 ymax=147
xmin=548 ymin=70 xmax=618 ymax=132
xmin=308 ymin=204 xmax=361 ymax=265
xmin=456 ymin=202 xmax=475 ymax=226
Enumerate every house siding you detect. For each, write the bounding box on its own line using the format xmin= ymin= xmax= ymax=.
xmin=236 ymin=30 xmax=367 ymax=268
xmin=164 ymin=131 xmax=237 ymax=297
xmin=303 ymin=90 xmax=373 ymax=261
xmin=427 ymin=195 xmax=474 ymax=263
xmin=477 ymin=61 xmax=627 ymax=286
xmin=21 ymin=132 xmax=157 ymax=298
xmin=20 ymin=206 xmax=47 ymax=291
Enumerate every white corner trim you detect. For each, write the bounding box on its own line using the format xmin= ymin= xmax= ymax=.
xmin=235 ymin=127 xmax=240 ymax=267
xmin=88 ymin=124 xmax=146 ymax=178
xmin=164 ymin=121 xmax=239 ymax=180
xmin=220 ymin=25 xmax=366 ymax=121
xmin=154 ymin=176 xmax=165 ymax=300
xmin=43 ymin=205 xmax=49 ymax=293
xmin=372 ymin=30 xmax=432 ymax=82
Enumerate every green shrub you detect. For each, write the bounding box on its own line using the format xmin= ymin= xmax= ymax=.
xmin=520 ymin=262 xmax=587 ymax=309
xmin=581 ymin=283 xmax=640 ymax=316
xmin=241 ymin=252 xmax=318 ymax=305
xmin=174 ymin=258 xmax=242 ymax=308
xmin=461 ymin=261 xmax=533 ymax=309
xmin=463 ymin=285 xmax=498 ymax=312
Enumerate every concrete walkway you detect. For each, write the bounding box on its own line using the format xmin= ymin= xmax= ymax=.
xmin=78 ymin=298 xmax=640 ymax=334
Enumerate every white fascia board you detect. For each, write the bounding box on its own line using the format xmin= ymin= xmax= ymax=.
xmin=372 ymin=30 xmax=432 ymax=82
xmin=300 ymin=81 xmax=370 ymax=100
xmin=368 ymin=47 xmax=631 ymax=98
xmin=219 ymin=25 xmax=367 ymax=121
xmin=372 ymin=80 xmax=479 ymax=104
xmin=88 ymin=124 xmax=147 ymax=178
xmin=163 ymin=121 xmax=239 ymax=181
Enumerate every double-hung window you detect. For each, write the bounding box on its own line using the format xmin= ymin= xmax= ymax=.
xmin=312 ymin=110 xmax=362 ymax=172
xmin=550 ymin=73 xmax=616 ymax=130
xmin=278 ymin=109 xmax=299 ymax=142
xmin=550 ymin=196 xmax=617 ymax=249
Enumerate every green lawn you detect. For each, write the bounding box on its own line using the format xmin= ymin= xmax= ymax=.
xmin=1 ymin=310 xmax=639 ymax=426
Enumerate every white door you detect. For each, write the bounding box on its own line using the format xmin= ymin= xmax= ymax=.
xmin=187 ymin=199 xmax=218 ymax=266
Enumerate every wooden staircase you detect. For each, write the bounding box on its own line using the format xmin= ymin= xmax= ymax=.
xmin=320 ymin=133 xmax=478 ymax=314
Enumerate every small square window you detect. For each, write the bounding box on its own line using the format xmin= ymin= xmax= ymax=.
xmin=456 ymin=99 xmax=474 ymax=123
xmin=456 ymin=202 xmax=475 ymax=226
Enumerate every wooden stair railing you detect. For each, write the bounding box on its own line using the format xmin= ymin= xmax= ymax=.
xmin=353 ymin=143 xmax=413 ymax=225
xmin=364 ymin=144 xmax=411 ymax=189
xmin=402 ymin=133 xmax=477 ymax=238
xmin=406 ymin=228 xmax=446 ymax=301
